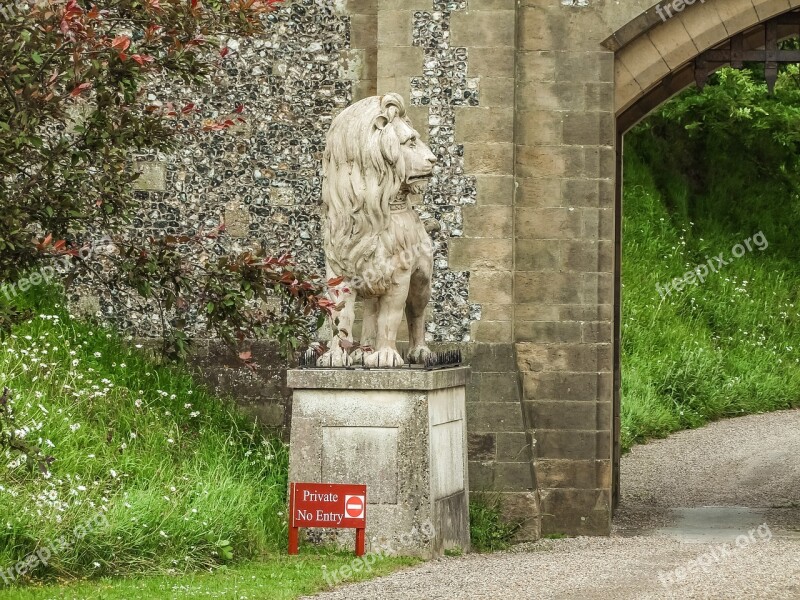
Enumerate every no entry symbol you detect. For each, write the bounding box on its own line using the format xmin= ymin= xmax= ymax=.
xmin=344 ymin=495 xmax=365 ymax=519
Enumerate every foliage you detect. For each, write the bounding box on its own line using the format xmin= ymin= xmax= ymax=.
xmin=0 ymin=0 xmax=334 ymax=359
xmin=621 ymin=67 xmax=800 ymax=450
xmin=468 ymin=494 xmax=520 ymax=552
xmin=0 ymin=290 xmax=292 ymax=578
xmin=634 ymin=66 xmax=800 ymax=257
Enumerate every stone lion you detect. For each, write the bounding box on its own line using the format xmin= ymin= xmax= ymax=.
xmin=317 ymin=93 xmax=437 ymax=368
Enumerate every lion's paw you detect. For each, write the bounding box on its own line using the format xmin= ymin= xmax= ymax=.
xmin=349 ymin=348 xmax=368 ymax=365
xmin=316 ymin=347 xmax=352 ymax=368
xmin=407 ymin=345 xmax=432 ymax=365
xmin=364 ymin=347 xmax=404 ymax=368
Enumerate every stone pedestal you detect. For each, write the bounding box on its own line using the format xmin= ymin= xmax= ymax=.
xmin=287 ymin=367 xmax=471 ymax=558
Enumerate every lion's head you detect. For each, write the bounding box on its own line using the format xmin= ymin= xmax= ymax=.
xmin=321 ymin=93 xmax=436 ymax=295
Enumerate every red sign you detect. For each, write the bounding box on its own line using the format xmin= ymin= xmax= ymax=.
xmin=288 ymin=483 xmax=366 ymax=556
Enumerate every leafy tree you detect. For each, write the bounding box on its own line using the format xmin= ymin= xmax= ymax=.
xmin=0 ymin=0 xmax=335 ymax=359
xmin=630 ymin=65 xmax=800 ymax=257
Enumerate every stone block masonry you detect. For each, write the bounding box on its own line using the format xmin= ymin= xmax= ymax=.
xmin=514 ymin=0 xmax=615 ymax=536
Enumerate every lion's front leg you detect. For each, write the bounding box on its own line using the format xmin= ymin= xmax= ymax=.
xmin=406 ymin=266 xmax=432 ymax=365
xmin=350 ymin=298 xmax=377 ymax=365
xmin=363 ymin=273 xmax=410 ymax=368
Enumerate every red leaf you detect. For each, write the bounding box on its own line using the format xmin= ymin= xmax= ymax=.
xmin=181 ymin=103 xmax=195 ymax=114
xmin=36 ymin=234 xmax=53 ymax=251
xmin=220 ymin=47 xmax=229 ymax=58
xmin=70 ymin=82 xmax=92 ymax=97
xmin=234 ymin=104 xmax=244 ymax=114
xmin=328 ymin=275 xmax=345 ymax=286
xmin=111 ymin=36 xmax=131 ymax=52
xmin=131 ymin=54 xmax=154 ymax=65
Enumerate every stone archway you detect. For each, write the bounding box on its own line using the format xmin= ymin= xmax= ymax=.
xmin=608 ymin=1 xmax=800 ymax=513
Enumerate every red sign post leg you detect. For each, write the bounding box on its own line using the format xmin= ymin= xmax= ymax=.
xmin=288 ymin=483 xmax=299 ymax=555
xmin=355 ymin=527 xmax=365 ymax=557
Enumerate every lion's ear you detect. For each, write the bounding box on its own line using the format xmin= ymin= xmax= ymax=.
xmin=374 ymin=115 xmax=389 ymax=131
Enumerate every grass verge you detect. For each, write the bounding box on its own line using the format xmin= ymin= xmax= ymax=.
xmin=0 ymin=553 xmax=419 ymax=599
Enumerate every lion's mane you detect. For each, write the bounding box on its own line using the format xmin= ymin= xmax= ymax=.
xmin=321 ymin=93 xmax=425 ymax=297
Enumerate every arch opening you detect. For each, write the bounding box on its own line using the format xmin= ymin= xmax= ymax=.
xmin=612 ymin=6 xmax=800 ymax=509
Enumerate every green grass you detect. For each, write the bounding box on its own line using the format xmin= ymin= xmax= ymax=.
xmin=0 ymin=290 xmax=421 ymax=598
xmin=620 ymin=129 xmax=800 ymax=451
xmin=0 ymin=290 xmax=294 ymax=580
xmin=468 ymin=494 xmax=520 ymax=553
xmin=0 ymin=553 xmax=418 ymax=599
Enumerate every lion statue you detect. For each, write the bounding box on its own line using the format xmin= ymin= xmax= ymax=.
xmin=317 ymin=93 xmax=437 ymax=368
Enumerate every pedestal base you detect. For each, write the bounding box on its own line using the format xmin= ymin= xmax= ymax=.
xmin=287 ymin=367 xmax=471 ymax=558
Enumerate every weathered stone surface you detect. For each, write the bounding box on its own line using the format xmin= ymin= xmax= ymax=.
xmin=540 ymin=488 xmax=611 ymax=536
xmin=521 ymin=371 xmax=612 ymax=402
xmin=496 ymin=431 xmax=530 ymax=461
xmin=323 ymin=426 xmax=399 ymax=503
xmin=469 ymin=46 xmax=516 ymax=78
xmin=133 ymin=161 xmax=166 ymax=191
xmin=478 ymin=372 xmax=520 ymax=403
xmin=471 ymin=320 xmax=513 ymax=344
xmin=463 ymin=142 xmax=514 ymax=174
xmin=223 ymin=203 xmax=250 ymax=238
xmin=288 ymin=366 xmax=470 ymax=391
xmin=467 ymin=402 xmax=525 ymax=433
xmin=535 ymin=459 xmax=611 ymax=490
xmin=476 ymin=175 xmax=514 ymax=206
xmin=450 ymin=238 xmax=512 ymax=270
xmin=524 ymin=401 xmax=612 ymax=431
xmin=532 ymin=430 xmax=611 ymax=461
xmin=468 ymin=432 xmax=496 ymax=461
xmin=469 ymin=271 xmax=513 ymax=305
xmin=288 ymin=368 xmax=471 ymax=558
xmin=451 ymin=10 xmax=516 ymax=48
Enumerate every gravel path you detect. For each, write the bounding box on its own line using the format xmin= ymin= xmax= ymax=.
xmin=308 ymin=409 xmax=800 ymax=599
